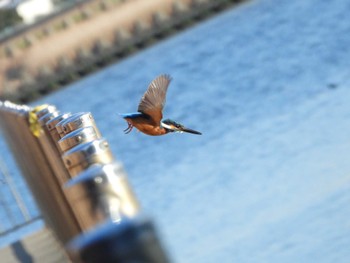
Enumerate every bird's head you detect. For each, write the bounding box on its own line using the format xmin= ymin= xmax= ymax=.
xmin=161 ymin=119 xmax=202 ymax=135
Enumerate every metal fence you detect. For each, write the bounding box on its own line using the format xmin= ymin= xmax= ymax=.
xmin=0 ymin=100 xmax=171 ymax=262
xmin=0 ymin=143 xmax=41 ymax=239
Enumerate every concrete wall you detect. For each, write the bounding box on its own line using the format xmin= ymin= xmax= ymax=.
xmin=0 ymin=0 xmax=243 ymax=102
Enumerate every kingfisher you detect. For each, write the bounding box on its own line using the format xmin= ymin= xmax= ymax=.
xmin=120 ymin=74 xmax=202 ymax=136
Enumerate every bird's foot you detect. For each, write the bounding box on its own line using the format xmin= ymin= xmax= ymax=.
xmin=124 ymin=122 xmax=133 ymax=134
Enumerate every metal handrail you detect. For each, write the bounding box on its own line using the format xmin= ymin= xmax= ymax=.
xmin=0 ymin=101 xmax=172 ymax=262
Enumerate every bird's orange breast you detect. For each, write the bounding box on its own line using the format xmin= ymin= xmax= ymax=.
xmin=125 ymin=117 xmax=167 ymax=136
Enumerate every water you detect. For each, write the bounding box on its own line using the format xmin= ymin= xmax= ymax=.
xmin=2 ymin=0 xmax=350 ymax=261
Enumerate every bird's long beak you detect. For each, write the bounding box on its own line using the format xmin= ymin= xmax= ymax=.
xmin=161 ymin=120 xmax=202 ymax=135
xmin=180 ymin=127 xmax=202 ymax=135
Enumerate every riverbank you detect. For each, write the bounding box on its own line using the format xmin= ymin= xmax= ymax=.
xmin=0 ymin=0 xmax=246 ymax=103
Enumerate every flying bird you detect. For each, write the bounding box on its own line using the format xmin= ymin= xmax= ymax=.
xmin=120 ymin=74 xmax=202 ymax=136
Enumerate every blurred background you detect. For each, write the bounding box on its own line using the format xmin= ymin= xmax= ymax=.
xmin=1 ymin=0 xmax=350 ymax=262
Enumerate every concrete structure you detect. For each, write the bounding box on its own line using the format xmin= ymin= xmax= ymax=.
xmin=0 ymin=0 xmax=244 ymax=103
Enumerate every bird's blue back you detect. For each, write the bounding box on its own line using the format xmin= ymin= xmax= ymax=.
xmin=119 ymin=112 xmax=144 ymax=119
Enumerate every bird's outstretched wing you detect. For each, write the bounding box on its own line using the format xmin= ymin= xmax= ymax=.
xmin=138 ymin=74 xmax=172 ymax=125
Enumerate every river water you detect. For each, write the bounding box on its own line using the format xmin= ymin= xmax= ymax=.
xmin=1 ymin=0 xmax=350 ymax=262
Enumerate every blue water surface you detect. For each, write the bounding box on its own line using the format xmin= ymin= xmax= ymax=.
xmin=1 ymin=0 xmax=350 ymax=262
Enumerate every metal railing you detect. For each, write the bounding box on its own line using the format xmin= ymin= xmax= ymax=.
xmin=0 ymin=157 xmax=31 ymax=221
xmin=0 ymin=164 xmax=41 ymax=237
xmin=0 ymin=100 xmax=171 ymax=262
